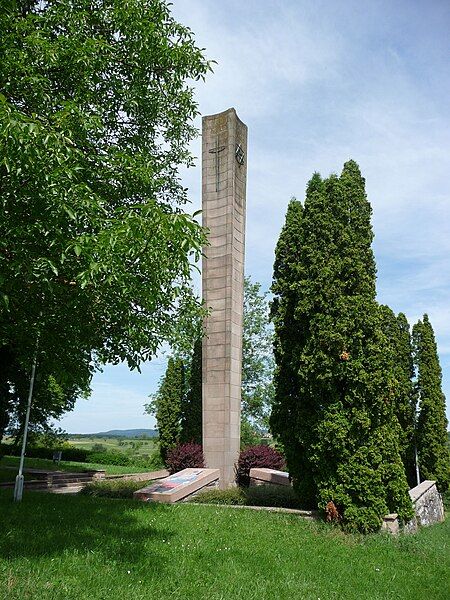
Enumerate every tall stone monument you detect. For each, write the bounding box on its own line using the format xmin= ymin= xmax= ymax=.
xmin=202 ymin=108 xmax=247 ymax=488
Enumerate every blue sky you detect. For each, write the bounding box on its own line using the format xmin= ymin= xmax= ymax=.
xmin=56 ymin=0 xmax=450 ymax=433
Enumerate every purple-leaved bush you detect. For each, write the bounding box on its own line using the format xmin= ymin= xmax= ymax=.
xmin=166 ymin=442 xmax=205 ymax=475
xmin=235 ymin=445 xmax=285 ymax=487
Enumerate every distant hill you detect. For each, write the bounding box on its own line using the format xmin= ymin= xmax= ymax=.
xmin=70 ymin=429 xmax=158 ymax=439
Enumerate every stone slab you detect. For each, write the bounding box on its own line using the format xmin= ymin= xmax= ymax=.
xmin=382 ymin=480 xmax=445 ymax=534
xmin=133 ymin=468 xmax=220 ymax=503
xmin=249 ymin=468 xmax=291 ymax=487
xmin=409 ymin=480 xmax=445 ymax=527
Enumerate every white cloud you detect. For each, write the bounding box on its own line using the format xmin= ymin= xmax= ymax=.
xmin=59 ymin=1 xmax=450 ymax=428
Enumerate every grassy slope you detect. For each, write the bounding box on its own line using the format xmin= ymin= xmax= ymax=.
xmin=68 ymin=436 xmax=157 ymax=456
xmin=0 ymin=490 xmax=448 ymax=600
xmin=1 ymin=456 xmax=154 ymax=476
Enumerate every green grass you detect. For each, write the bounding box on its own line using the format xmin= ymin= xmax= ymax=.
xmin=192 ymin=484 xmax=306 ymax=509
xmin=1 ymin=455 xmax=155 ymax=476
xmin=80 ymin=479 xmax=152 ymax=499
xmin=0 ymin=490 xmax=448 ymax=599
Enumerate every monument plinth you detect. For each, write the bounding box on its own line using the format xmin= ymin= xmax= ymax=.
xmin=202 ymin=108 xmax=247 ymax=488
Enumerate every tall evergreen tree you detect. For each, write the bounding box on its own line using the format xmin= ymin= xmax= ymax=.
xmin=380 ymin=307 xmax=417 ymax=487
xmin=413 ymin=315 xmax=450 ymax=492
xmin=270 ymin=196 xmax=318 ymax=504
xmin=180 ymin=337 xmax=202 ymax=444
xmin=271 ymin=162 xmax=413 ymax=532
xmin=153 ymin=358 xmax=185 ymax=464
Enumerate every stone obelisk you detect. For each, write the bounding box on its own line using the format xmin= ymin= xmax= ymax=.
xmin=202 ymin=108 xmax=247 ymax=488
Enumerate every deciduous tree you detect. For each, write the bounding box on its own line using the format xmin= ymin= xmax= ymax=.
xmin=242 ymin=276 xmax=274 ymax=428
xmin=0 ymin=0 xmax=211 ymax=434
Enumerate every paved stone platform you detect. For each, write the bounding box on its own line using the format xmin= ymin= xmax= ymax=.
xmin=133 ymin=468 xmax=220 ymax=503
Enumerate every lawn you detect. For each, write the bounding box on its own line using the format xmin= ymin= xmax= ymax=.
xmin=0 ymin=469 xmax=34 ymax=484
xmin=1 ymin=456 xmax=155 ymax=476
xmin=0 ymin=490 xmax=448 ymax=600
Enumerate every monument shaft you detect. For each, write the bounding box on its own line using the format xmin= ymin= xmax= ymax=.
xmin=202 ymin=108 xmax=247 ymax=487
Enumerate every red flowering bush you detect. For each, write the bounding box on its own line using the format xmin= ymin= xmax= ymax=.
xmin=235 ymin=445 xmax=286 ymax=487
xmin=166 ymin=442 xmax=205 ymax=474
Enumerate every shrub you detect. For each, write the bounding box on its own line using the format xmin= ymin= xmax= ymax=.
xmin=55 ymin=446 xmax=90 ymax=462
xmin=91 ymin=443 xmax=107 ymax=453
xmin=166 ymin=442 xmax=204 ymax=475
xmin=80 ymin=478 xmax=151 ymax=499
xmin=86 ymin=451 xmax=133 ymax=466
xmin=236 ymin=445 xmax=285 ymax=487
xmin=0 ymin=443 xmax=89 ymax=462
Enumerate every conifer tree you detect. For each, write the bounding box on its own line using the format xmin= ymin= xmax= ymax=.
xmin=413 ymin=315 xmax=450 ymax=492
xmin=270 ymin=196 xmax=318 ymax=504
xmin=271 ymin=162 xmax=413 ymax=531
xmin=154 ymin=358 xmax=185 ymax=463
xmin=180 ymin=338 xmax=202 ymax=444
xmin=380 ymin=307 xmax=417 ymax=486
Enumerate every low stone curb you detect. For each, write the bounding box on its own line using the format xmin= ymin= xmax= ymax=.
xmin=188 ymin=502 xmax=319 ymax=519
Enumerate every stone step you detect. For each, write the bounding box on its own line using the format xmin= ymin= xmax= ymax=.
xmin=51 ymin=472 xmax=99 ymax=479
xmin=50 ymin=475 xmax=96 ymax=482
xmin=51 ymin=483 xmax=85 ymax=492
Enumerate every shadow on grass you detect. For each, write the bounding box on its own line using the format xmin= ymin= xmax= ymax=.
xmin=0 ymin=489 xmax=174 ymax=572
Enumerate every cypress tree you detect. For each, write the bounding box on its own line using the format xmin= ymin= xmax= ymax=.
xmin=155 ymin=357 xmax=185 ymax=464
xmin=413 ymin=315 xmax=450 ymax=492
xmin=272 ymin=161 xmax=413 ymax=532
xmin=380 ymin=307 xmax=417 ymax=487
xmin=313 ymin=162 xmax=412 ymax=531
xmin=180 ymin=337 xmax=202 ymax=444
xmin=270 ymin=197 xmax=318 ymax=505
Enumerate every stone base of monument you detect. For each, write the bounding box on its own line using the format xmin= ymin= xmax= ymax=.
xmin=133 ymin=468 xmax=220 ymax=504
xmin=249 ymin=468 xmax=291 ymax=487
xmin=382 ymin=480 xmax=445 ymax=534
